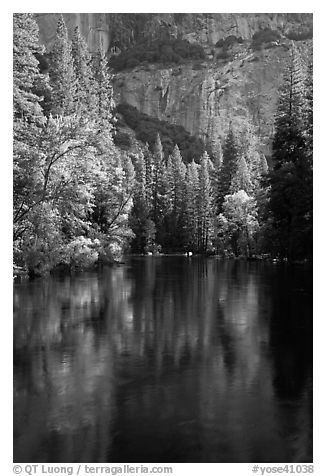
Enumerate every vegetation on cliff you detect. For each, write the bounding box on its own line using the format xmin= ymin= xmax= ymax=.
xmin=251 ymin=28 xmax=281 ymax=50
xmin=115 ymin=103 xmax=205 ymax=162
xmin=110 ymin=37 xmax=206 ymax=71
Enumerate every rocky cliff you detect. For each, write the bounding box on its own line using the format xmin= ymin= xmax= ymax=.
xmin=112 ymin=46 xmax=290 ymax=154
xmin=36 ymin=13 xmax=111 ymax=53
xmin=36 ymin=13 xmax=313 ymax=155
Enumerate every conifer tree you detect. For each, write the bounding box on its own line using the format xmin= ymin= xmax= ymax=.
xmin=71 ymin=26 xmax=96 ymax=111
xmin=165 ymin=155 xmax=174 ymax=204
xmin=152 ymin=133 xmax=165 ymax=225
xmin=129 ymin=151 xmax=150 ymax=252
xmin=48 ymin=15 xmax=77 ymax=116
xmin=133 ymin=152 xmax=147 ymax=205
xmin=13 ymin=13 xmax=47 ymax=243
xmin=197 ymin=152 xmax=214 ymax=253
xmin=185 ymin=161 xmax=199 ymax=252
xmin=230 ymin=156 xmax=252 ymax=194
xmin=13 ymin=13 xmax=46 ymax=121
xmin=303 ymin=55 xmax=313 ymax=163
xmin=205 ymin=148 xmax=220 ymax=217
xmin=269 ymin=45 xmax=312 ymax=259
xmin=169 ymin=145 xmax=186 ymax=215
xmin=157 ymin=164 xmax=174 ymax=248
xmin=165 ymin=145 xmax=187 ymax=250
xmin=218 ymin=126 xmax=240 ymax=210
xmin=93 ymin=41 xmax=114 ymax=127
xmin=272 ymin=46 xmax=306 ymax=171
xmin=143 ymin=143 xmax=154 ymax=209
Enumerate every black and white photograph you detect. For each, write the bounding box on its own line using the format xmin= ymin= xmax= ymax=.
xmin=12 ymin=7 xmax=315 ymax=471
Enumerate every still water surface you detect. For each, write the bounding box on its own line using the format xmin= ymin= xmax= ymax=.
xmin=14 ymin=257 xmax=312 ymax=463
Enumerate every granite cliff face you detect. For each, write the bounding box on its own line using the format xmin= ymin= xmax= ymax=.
xmin=108 ymin=13 xmax=312 ymax=49
xmin=112 ymin=46 xmax=290 ymax=154
xmin=36 ymin=13 xmax=313 ymax=155
xmin=36 ymin=13 xmax=111 ymax=53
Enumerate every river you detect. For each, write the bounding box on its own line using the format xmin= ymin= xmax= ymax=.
xmin=13 ymin=257 xmax=312 ymax=463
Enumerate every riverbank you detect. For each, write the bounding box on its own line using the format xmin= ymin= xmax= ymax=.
xmin=14 ymin=253 xmax=312 ymax=280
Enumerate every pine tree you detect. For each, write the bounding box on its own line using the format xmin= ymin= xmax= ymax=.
xmin=197 ymin=152 xmax=214 ymax=253
xmin=165 ymin=145 xmax=187 ymax=250
xmin=151 ymin=133 xmax=165 ymax=225
xmin=48 ymin=15 xmax=77 ymax=116
xmin=133 ymin=152 xmax=147 ymax=205
xmin=272 ymin=45 xmax=306 ymax=171
xmin=93 ymin=42 xmax=114 ymax=127
xmin=206 ymin=144 xmax=220 ymax=217
xmin=13 ymin=13 xmax=46 ymax=121
xmin=237 ymin=121 xmax=264 ymax=197
xmin=143 ymin=143 xmax=154 ymax=209
xmin=13 ymin=14 xmax=47 ymax=244
xmin=169 ymin=145 xmax=186 ymax=214
xmin=185 ymin=160 xmax=199 ymax=252
xmin=218 ymin=126 xmax=240 ymax=211
xmin=230 ymin=156 xmax=252 ymax=194
xmin=268 ymin=45 xmax=312 ymax=259
xmin=129 ymin=151 xmax=150 ymax=252
xmin=254 ymin=154 xmax=269 ymax=229
xmin=158 ymin=163 xmax=174 ymax=248
xmin=303 ymin=54 xmax=313 ymax=163
xmin=71 ymin=25 xmax=96 ymax=111
xmin=165 ymin=154 xmax=175 ymax=229
xmin=291 ymin=64 xmax=313 ymax=260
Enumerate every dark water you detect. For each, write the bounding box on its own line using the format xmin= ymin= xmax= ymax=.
xmin=13 ymin=257 xmax=312 ymax=463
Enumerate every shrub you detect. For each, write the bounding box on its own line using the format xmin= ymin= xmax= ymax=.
xmin=215 ymin=35 xmax=243 ymax=49
xmin=110 ymin=37 xmax=206 ymax=71
xmin=214 ymin=35 xmax=244 ymax=62
xmin=215 ymin=50 xmax=231 ymax=61
xmin=285 ymin=28 xmax=313 ymax=41
xmin=20 ymin=204 xmax=64 ymax=276
xmin=107 ymin=242 xmax=123 ymax=262
xmin=114 ymin=131 xmax=132 ymax=148
xmin=251 ymin=28 xmax=281 ymax=50
xmin=64 ymin=236 xmax=99 ymax=270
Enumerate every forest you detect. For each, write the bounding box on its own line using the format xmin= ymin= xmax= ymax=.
xmin=13 ymin=14 xmax=313 ymax=277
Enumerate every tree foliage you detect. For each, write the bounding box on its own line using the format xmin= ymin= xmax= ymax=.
xmin=268 ymin=46 xmax=312 ymax=260
xmin=217 ymin=126 xmax=240 ymax=210
xmin=13 ymin=14 xmax=134 ymax=275
xmin=217 ymin=191 xmax=259 ymax=257
xmin=47 ymin=15 xmax=77 ymax=115
xmin=13 ymin=16 xmax=312 ymax=268
xmin=71 ymin=26 xmax=96 ymax=111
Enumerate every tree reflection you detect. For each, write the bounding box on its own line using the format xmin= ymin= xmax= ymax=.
xmin=14 ymin=259 xmax=312 ymax=462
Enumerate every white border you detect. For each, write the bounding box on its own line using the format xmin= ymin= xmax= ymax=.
xmin=3 ymin=3 xmax=324 ymax=475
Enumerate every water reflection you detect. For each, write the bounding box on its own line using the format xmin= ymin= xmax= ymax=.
xmin=14 ymin=258 xmax=312 ymax=462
